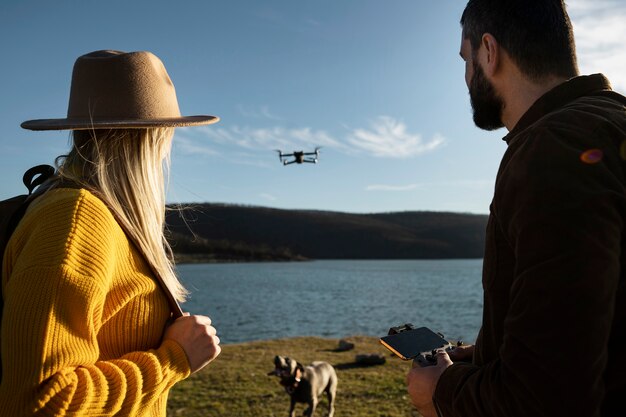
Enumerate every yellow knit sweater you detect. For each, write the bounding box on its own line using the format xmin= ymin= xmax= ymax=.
xmin=0 ymin=188 xmax=191 ymax=416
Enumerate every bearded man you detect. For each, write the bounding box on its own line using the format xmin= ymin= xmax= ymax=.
xmin=406 ymin=1 xmax=626 ymax=416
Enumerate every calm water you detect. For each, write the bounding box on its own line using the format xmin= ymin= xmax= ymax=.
xmin=177 ymin=259 xmax=483 ymax=344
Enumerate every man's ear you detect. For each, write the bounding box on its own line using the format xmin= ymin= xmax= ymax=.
xmin=480 ymin=33 xmax=500 ymax=76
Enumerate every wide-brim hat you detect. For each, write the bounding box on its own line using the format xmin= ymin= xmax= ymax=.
xmin=21 ymin=50 xmax=219 ymax=130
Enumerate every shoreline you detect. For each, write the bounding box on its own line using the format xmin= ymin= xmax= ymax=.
xmin=174 ymin=254 xmax=484 ymax=264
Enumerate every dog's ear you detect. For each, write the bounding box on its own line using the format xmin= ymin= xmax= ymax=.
xmin=277 ymin=356 xmax=290 ymax=368
xmin=269 ymin=356 xmax=282 ymax=376
xmin=286 ymin=357 xmax=298 ymax=375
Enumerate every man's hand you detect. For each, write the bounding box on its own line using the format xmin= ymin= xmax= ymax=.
xmin=406 ymin=350 xmax=453 ymax=417
xmin=448 ymin=343 xmax=474 ymax=363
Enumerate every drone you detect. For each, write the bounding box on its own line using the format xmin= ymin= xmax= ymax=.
xmin=276 ymin=147 xmax=321 ymax=165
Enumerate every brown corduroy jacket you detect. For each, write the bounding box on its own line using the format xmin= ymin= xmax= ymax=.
xmin=433 ymin=74 xmax=626 ymax=417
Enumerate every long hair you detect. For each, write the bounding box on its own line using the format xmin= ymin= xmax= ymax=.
xmin=54 ymin=127 xmax=187 ymax=302
xmin=461 ymin=0 xmax=579 ymax=82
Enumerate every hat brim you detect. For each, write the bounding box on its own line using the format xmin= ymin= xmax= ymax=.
xmin=21 ymin=115 xmax=219 ymax=131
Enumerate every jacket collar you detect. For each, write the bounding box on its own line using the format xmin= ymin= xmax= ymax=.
xmin=503 ymin=74 xmax=613 ymax=145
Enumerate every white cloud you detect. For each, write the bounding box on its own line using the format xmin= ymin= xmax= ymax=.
xmin=306 ymin=19 xmax=321 ymax=27
xmin=259 ymin=193 xmax=277 ymax=201
xmin=441 ymin=179 xmax=494 ymax=190
xmin=238 ymin=105 xmax=283 ymax=121
xmin=567 ymin=0 xmax=620 ymax=13
xmin=366 ymin=184 xmax=420 ymax=192
xmin=568 ymin=0 xmax=626 ymax=92
xmin=176 ymin=116 xmax=445 ymax=160
xmin=365 ymin=180 xmax=493 ymax=192
xmin=173 ymin=131 xmax=276 ymax=168
xmin=196 ymin=125 xmax=342 ymax=152
xmin=347 ymin=116 xmax=445 ymax=158
xmin=173 ymin=135 xmax=220 ymax=157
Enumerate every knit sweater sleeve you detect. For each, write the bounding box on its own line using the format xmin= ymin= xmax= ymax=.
xmin=0 ymin=189 xmax=191 ymax=416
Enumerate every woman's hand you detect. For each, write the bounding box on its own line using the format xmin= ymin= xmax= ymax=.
xmin=163 ymin=314 xmax=221 ymax=373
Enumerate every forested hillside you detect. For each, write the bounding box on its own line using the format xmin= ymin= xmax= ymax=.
xmin=165 ymin=204 xmax=488 ymax=262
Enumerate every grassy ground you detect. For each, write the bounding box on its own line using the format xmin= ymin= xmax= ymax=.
xmin=167 ymin=336 xmax=423 ymax=417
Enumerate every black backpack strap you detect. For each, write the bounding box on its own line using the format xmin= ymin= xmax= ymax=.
xmin=4 ymin=165 xmax=56 ymax=238
xmin=23 ymin=165 xmax=56 ymax=195
xmin=1 ymin=165 xmax=55 ymax=382
xmin=2 ymin=164 xmax=56 ymax=269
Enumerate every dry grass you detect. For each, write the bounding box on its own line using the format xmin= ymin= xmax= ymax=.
xmin=167 ymin=336 xmax=423 ymax=417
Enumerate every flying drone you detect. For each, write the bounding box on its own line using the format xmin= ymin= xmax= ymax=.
xmin=276 ymin=147 xmax=321 ymax=165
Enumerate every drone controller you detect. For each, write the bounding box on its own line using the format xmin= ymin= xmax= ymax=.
xmin=380 ymin=323 xmax=462 ymax=368
xmin=413 ymin=347 xmax=456 ymax=368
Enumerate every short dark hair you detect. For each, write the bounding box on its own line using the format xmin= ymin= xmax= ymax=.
xmin=461 ymin=0 xmax=579 ymax=81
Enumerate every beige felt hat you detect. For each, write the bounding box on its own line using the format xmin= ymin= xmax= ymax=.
xmin=21 ymin=50 xmax=219 ymax=130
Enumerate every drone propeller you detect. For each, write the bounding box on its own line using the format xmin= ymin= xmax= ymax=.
xmin=275 ymin=150 xmax=297 ymax=158
xmin=303 ymin=147 xmax=322 ymax=156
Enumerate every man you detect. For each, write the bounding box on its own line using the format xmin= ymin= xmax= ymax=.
xmin=406 ymin=1 xmax=626 ymax=416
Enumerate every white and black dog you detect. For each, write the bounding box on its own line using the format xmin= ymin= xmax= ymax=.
xmin=268 ymin=355 xmax=338 ymax=417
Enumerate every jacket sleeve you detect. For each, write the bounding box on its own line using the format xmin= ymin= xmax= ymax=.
xmin=433 ymin=127 xmax=625 ymax=416
xmin=0 ymin=190 xmax=191 ymax=416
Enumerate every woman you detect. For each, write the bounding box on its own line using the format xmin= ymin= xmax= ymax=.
xmin=1 ymin=50 xmax=221 ymax=416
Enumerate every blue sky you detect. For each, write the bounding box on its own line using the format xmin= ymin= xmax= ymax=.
xmin=2 ymin=0 xmax=625 ymax=214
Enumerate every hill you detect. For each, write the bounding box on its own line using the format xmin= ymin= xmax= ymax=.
xmin=165 ymin=203 xmax=488 ymax=262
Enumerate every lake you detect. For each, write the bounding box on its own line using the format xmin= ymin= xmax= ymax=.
xmin=177 ymin=259 xmax=484 ymax=345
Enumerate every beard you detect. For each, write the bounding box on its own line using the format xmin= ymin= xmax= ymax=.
xmin=469 ymin=61 xmax=505 ymax=131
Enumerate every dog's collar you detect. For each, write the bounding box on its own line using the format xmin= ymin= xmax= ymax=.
xmin=285 ymin=368 xmax=303 ymax=394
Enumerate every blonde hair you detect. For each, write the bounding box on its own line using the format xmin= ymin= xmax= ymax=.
xmin=55 ymin=127 xmax=187 ymax=302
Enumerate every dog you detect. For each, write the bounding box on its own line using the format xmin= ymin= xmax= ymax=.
xmin=268 ymin=355 xmax=338 ymax=417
